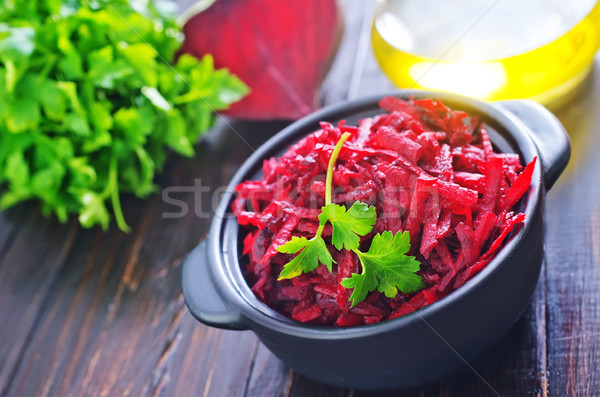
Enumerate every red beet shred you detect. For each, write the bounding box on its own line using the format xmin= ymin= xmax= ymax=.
xmin=232 ymin=97 xmax=536 ymax=327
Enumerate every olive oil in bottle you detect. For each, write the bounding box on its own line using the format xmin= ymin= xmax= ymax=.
xmin=372 ymin=0 xmax=600 ymax=104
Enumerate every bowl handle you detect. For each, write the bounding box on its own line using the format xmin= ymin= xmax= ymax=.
xmin=182 ymin=240 xmax=248 ymax=330
xmin=495 ymin=100 xmax=571 ymax=190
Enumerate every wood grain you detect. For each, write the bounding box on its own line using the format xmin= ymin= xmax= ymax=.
xmin=0 ymin=0 xmax=599 ymax=396
xmin=0 ymin=212 xmax=77 ymax=396
xmin=0 ymin=121 xmax=279 ymax=397
xmin=545 ymin=65 xmax=600 ymax=397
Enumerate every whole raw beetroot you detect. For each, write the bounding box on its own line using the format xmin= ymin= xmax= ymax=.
xmin=180 ymin=0 xmax=342 ymax=120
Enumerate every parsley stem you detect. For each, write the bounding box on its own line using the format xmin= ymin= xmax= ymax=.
xmin=37 ymin=55 xmax=56 ymax=82
xmin=325 ymin=132 xmax=351 ymax=206
xmin=315 ymin=223 xmax=325 ymax=239
xmin=352 ymin=248 xmax=367 ymax=274
xmin=109 ymin=156 xmax=131 ymax=233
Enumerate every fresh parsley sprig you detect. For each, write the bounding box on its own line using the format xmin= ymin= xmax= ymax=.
xmin=276 ymin=132 xmax=425 ymax=307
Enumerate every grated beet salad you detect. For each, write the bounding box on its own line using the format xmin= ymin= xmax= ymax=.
xmin=232 ymin=97 xmax=536 ymax=327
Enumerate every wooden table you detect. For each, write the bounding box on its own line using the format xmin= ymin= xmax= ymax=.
xmin=1 ymin=2 xmax=599 ymax=396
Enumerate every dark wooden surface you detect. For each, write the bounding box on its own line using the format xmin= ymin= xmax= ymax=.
xmin=1 ymin=1 xmax=600 ymax=396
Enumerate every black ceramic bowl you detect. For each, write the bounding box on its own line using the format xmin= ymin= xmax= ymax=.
xmin=182 ymin=91 xmax=570 ymax=389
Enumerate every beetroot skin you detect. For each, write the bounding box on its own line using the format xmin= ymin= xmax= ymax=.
xmin=233 ymin=97 xmax=536 ymax=326
xmin=181 ymin=0 xmax=341 ymax=120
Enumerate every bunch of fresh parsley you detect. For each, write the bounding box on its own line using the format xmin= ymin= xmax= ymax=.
xmin=0 ymin=0 xmax=248 ymax=231
xmin=277 ymin=132 xmax=425 ymax=307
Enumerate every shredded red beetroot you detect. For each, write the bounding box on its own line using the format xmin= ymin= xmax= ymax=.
xmin=233 ymin=97 xmax=536 ymax=327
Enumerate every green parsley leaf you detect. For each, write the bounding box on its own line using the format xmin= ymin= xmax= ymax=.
xmin=319 ymin=202 xmax=376 ymax=251
xmin=38 ymin=79 xmax=67 ymax=121
xmin=339 ymin=270 xmax=376 ymax=307
xmin=277 ymin=235 xmax=335 ymax=279
xmin=6 ymin=97 xmax=40 ymax=133
xmin=341 ymin=231 xmax=425 ymax=307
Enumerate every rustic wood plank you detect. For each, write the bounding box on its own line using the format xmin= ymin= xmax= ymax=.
xmin=287 ymin=374 xmax=348 ymax=397
xmin=320 ymin=0 xmax=373 ymax=105
xmin=197 ymin=331 xmax=259 ymax=397
xmin=244 ymin=344 xmax=292 ymax=397
xmin=435 ymin=271 xmax=547 ymax=397
xmin=355 ymin=384 xmax=440 ymax=397
xmin=544 ymin=61 xmax=600 ymax=396
xmin=1 ymin=120 xmax=277 ymax=397
xmin=2 ymin=209 xmax=155 ymax=397
xmin=162 ymin=312 xmax=227 ymax=397
xmin=0 ymin=210 xmax=78 ymax=396
xmin=0 ymin=205 xmax=25 ymax=257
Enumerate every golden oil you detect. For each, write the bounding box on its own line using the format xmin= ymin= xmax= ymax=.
xmin=372 ymin=0 xmax=600 ymax=104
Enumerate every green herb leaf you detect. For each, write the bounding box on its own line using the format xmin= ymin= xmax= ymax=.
xmin=6 ymin=97 xmax=40 ymax=133
xmin=39 ymin=80 xmax=67 ymax=121
xmin=118 ymin=42 xmax=158 ymax=87
xmin=339 ymin=270 xmax=376 ymax=307
xmin=319 ymin=202 xmax=376 ymax=251
xmin=342 ymin=231 xmax=425 ymax=307
xmin=277 ymin=235 xmax=335 ymax=279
